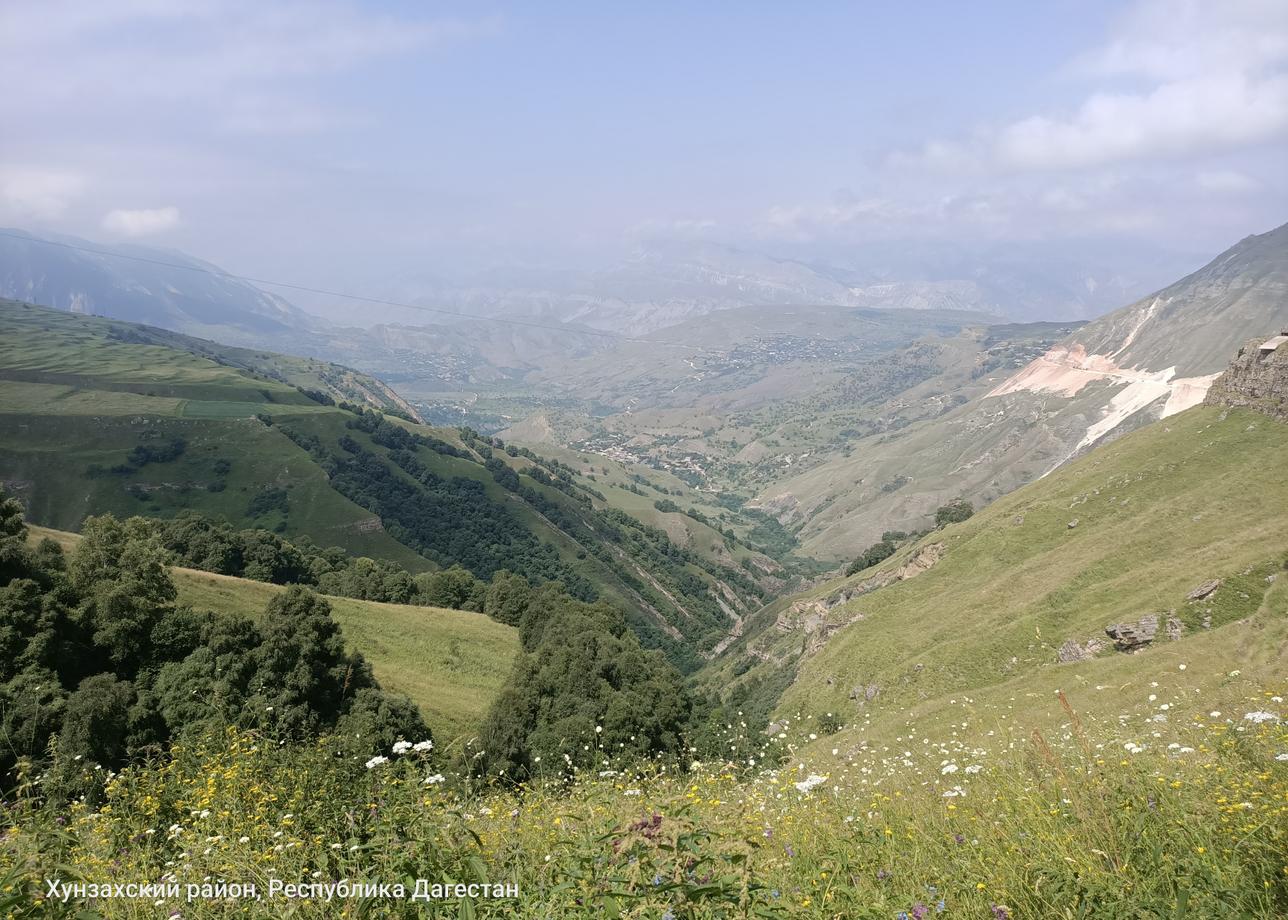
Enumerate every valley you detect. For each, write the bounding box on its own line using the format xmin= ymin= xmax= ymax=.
xmin=1 ymin=223 xmax=1285 ymax=918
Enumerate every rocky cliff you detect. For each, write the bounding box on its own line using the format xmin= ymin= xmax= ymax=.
xmin=1204 ymin=333 xmax=1288 ymax=422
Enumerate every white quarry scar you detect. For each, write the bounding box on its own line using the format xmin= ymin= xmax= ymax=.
xmin=988 ymin=298 xmax=1221 ymax=467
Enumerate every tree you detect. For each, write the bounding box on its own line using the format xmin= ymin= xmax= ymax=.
xmin=415 ymin=566 xmax=481 ymax=610
xmin=934 ymin=498 xmax=974 ymax=527
xmin=0 ymin=490 xmax=434 ymax=795
xmin=846 ymin=539 xmax=897 ymax=576
xmin=58 ymin=674 xmax=133 ymax=766
xmin=476 ymin=592 xmax=690 ymax=782
xmin=248 ymin=586 xmax=357 ymax=736
xmin=484 ymin=571 xmax=532 ymax=626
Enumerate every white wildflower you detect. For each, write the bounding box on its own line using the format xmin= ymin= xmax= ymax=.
xmin=793 ymin=773 xmax=827 ymax=794
xmin=365 ymin=755 xmax=389 ymax=770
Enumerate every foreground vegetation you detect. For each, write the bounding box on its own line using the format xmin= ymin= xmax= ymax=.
xmin=4 ymin=687 xmax=1284 ymax=918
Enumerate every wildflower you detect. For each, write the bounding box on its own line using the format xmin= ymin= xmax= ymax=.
xmin=991 ymin=906 xmax=1011 ymax=920
xmin=412 ymin=739 xmax=434 ymax=753
xmin=1243 ymin=711 xmax=1279 ymax=723
xmin=365 ymin=756 xmax=389 ymax=770
xmin=793 ymin=773 xmax=827 ymax=794
xmin=912 ymin=903 xmax=930 ymax=919
xmin=392 ymin=741 xmax=413 ymax=755
xmin=423 ymin=773 xmax=445 ymax=785
xmin=1275 ymin=753 xmax=1288 ymax=762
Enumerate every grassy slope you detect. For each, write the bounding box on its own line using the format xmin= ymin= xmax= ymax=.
xmin=28 ymin=526 xmax=518 ymax=741
xmin=0 ymin=300 xmax=769 ymax=665
xmin=758 ymin=406 xmax=1288 ymax=753
xmin=0 ymin=300 xmax=428 ymax=567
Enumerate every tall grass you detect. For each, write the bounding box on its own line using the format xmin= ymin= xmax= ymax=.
xmin=5 ymin=689 xmax=1285 ymax=918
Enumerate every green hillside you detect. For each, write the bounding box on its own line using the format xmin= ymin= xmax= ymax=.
xmin=27 ymin=524 xmax=517 ymax=740
xmin=0 ymin=300 xmax=766 ymax=667
xmin=758 ymin=224 xmax=1288 ymax=559
xmin=704 ymin=405 xmax=1288 ymax=751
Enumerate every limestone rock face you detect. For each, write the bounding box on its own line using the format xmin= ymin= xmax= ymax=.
xmin=1105 ymin=614 xmax=1159 ymax=652
xmin=1188 ymin=579 xmax=1221 ymax=601
xmin=1058 ymin=637 xmax=1109 ymax=662
xmin=1204 ymin=335 xmax=1288 ymax=422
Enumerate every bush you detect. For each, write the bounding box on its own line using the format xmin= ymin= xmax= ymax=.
xmin=934 ymin=498 xmax=974 ymax=527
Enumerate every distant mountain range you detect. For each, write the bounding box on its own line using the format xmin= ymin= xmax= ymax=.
xmin=760 ymin=221 xmax=1288 ymax=556
xmin=383 ymin=237 xmax=1201 ymax=335
xmin=2 ymin=220 xmax=1281 ymax=567
xmin=0 ymin=229 xmax=322 ymax=346
xmin=1 ymin=227 xmax=1200 ymax=354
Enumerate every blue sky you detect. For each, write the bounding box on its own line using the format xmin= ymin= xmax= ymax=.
xmin=2 ymin=0 xmax=1285 ymax=286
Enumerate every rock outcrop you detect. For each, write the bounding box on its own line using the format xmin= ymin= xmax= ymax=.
xmin=1105 ymin=614 xmax=1159 ymax=652
xmin=1057 ymin=637 xmax=1109 ymax=662
xmin=1204 ymin=333 xmax=1288 ymax=422
xmin=1103 ymin=612 xmax=1185 ymax=653
xmin=766 ymin=542 xmax=946 ymax=661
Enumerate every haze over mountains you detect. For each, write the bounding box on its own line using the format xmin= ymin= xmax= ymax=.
xmin=1 ymin=220 xmax=1284 ymax=565
xmin=1 ymin=223 xmax=1282 ymax=610
xmin=761 ymin=222 xmax=1288 ymax=554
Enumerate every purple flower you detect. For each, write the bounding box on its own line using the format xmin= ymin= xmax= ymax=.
xmin=954 ymin=833 xmax=965 ymax=845
xmin=877 ymin=868 xmax=892 ymax=881
xmin=912 ymin=904 xmax=930 ymax=919
xmin=992 ymin=906 xmax=1011 ymax=920
xmin=784 ymin=844 xmax=795 ymax=857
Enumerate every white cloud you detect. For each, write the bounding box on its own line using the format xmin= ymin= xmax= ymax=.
xmin=101 ymin=206 xmax=181 ymax=236
xmin=904 ymin=0 xmax=1288 ymax=173
xmin=996 ymin=73 xmax=1288 ymax=169
xmin=0 ymin=166 xmax=87 ymax=220
xmin=1074 ymin=0 xmax=1288 ymax=81
xmin=0 ymin=2 xmax=500 ymax=133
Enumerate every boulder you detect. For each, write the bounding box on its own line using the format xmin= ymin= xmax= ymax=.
xmin=1105 ymin=614 xmax=1159 ymax=652
xmin=1187 ymin=579 xmax=1221 ymax=601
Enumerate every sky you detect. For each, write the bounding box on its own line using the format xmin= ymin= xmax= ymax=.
xmin=2 ymin=0 xmax=1286 ymax=290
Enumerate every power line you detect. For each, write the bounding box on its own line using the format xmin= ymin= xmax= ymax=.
xmin=0 ymin=229 xmax=728 ymax=356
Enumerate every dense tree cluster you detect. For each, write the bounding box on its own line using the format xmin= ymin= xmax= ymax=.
xmin=275 ymin=409 xmax=767 ymax=668
xmin=934 ymin=499 xmax=974 ymax=527
xmin=475 ymin=588 xmax=690 ymax=783
xmin=846 ymin=539 xmax=898 ymax=576
xmin=0 ymin=490 xmax=425 ymax=797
